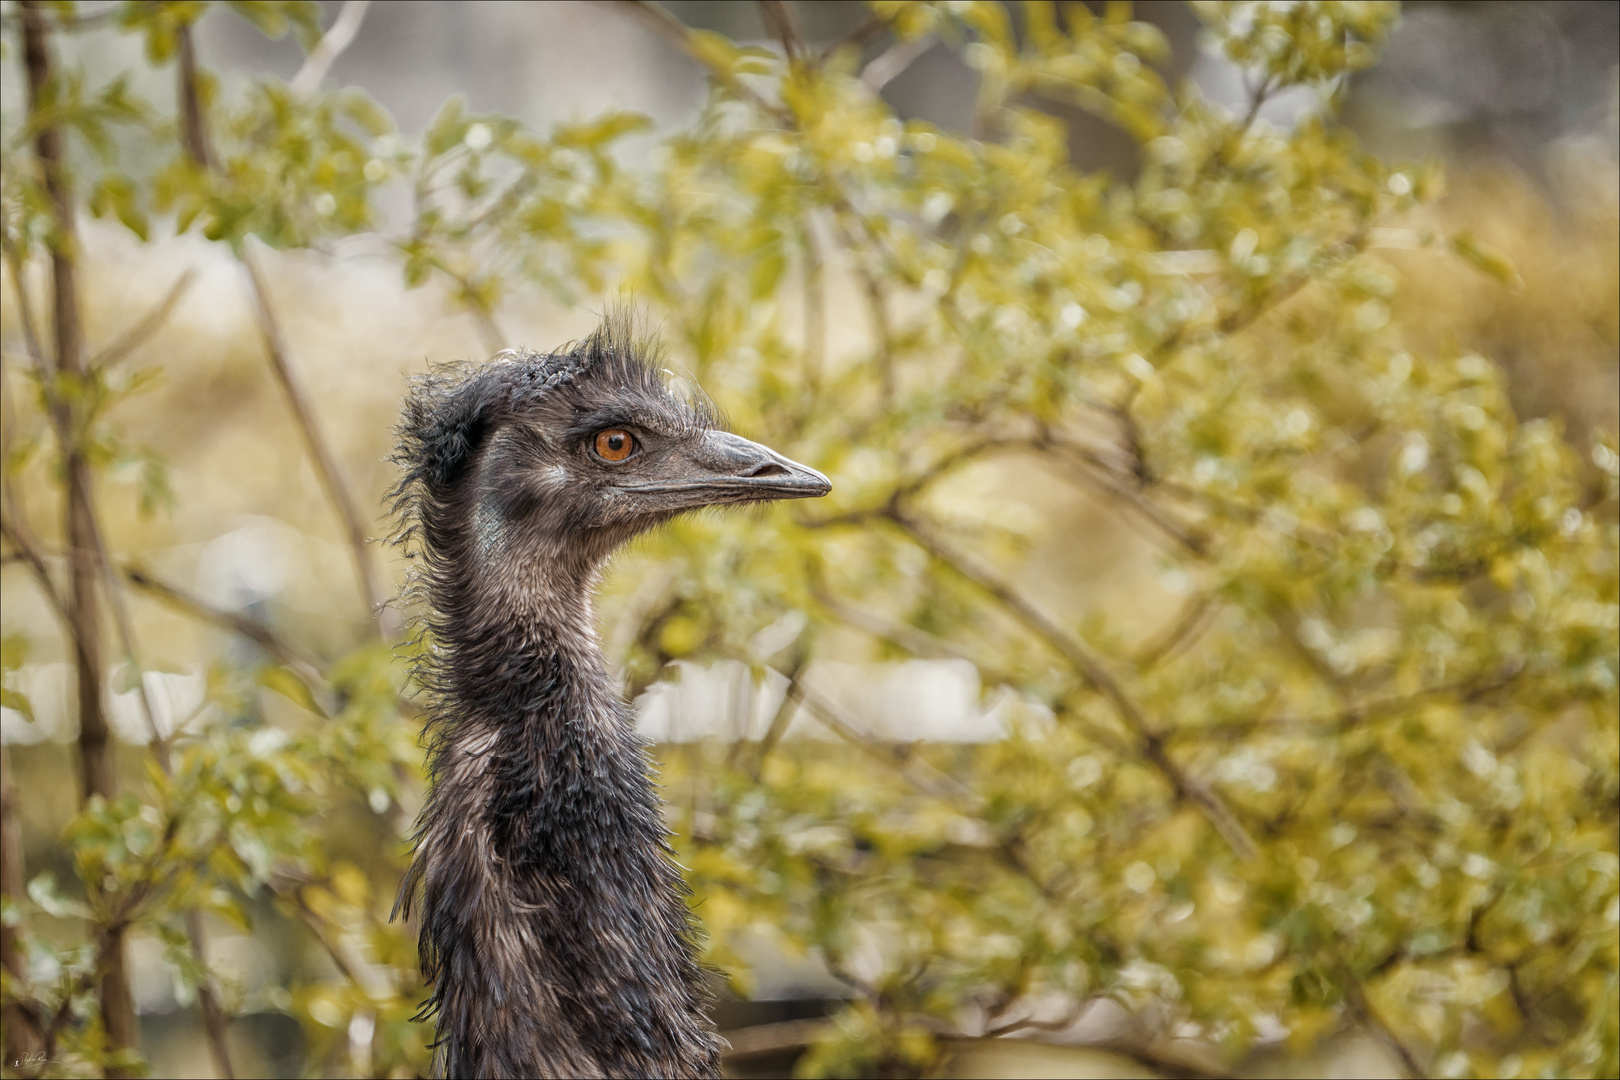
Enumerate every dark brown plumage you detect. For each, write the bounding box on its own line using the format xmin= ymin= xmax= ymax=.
xmin=388 ymin=318 xmax=828 ymax=1078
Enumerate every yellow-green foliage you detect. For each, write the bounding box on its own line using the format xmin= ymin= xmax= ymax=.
xmin=1 ymin=3 xmax=1615 ymax=1078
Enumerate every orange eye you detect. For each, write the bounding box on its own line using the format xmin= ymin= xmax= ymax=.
xmin=594 ymin=428 xmax=636 ymax=462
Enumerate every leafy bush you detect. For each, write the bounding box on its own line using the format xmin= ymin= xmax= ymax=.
xmin=2 ymin=2 xmax=1615 ymax=1078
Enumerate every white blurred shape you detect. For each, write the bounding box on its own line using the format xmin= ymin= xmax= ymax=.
xmin=108 ymin=666 xmax=210 ymax=743
xmin=196 ymin=516 xmax=308 ymax=608
xmin=2 ymin=663 xmax=207 ymax=744
xmin=635 ymin=658 xmax=1010 ymax=744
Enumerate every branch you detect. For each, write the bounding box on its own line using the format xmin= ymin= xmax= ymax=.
xmin=1236 ymin=73 xmax=1276 ymax=134
xmin=176 ymin=23 xmax=213 ymax=169
xmin=831 ymin=214 xmax=896 ymax=405
xmin=1044 ymin=436 xmax=1207 ymax=555
xmin=81 ymin=496 xmax=166 ymax=753
xmin=121 ymin=564 xmax=328 ymax=695
xmin=1 ymin=745 xmax=47 ymax=1069
xmin=722 ymin=1017 xmax=832 ymax=1059
xmin=860 ymin=33 xmax=934 ymax=92
xmin=0 ymin=516 xmax=76 ymax=644
xmin=0 ymin=234 xmax=47 ymax=367
xmin=289 ymin=0 xmax=371 ymax=97
xmin=186 ymin=909 xmax=236 ymax=1080
xmin=739 ymin=649 xmax=807 ymax=778
xmin=1132 ymin=594 xmax=1215 ymax=671
xmin=889 ymin=510 xmax=1258 ymax=862
xmin=87 ymin=269 xmax=196 ymax=370
xmin=817 ymin=590 xmax=992 ymax=670
xmin=239 ymin=243 xmax=391 ymax=638
xmin=757 ymin=1 xmax=802 ymax=63
xmin=1342 ymin=972 xmax=1429 ymax=1079
xmin=611 ymin=1 xmax=793 ymax=123
xmin=1174 ymin=660 xmax=1524 ymax=744
xmin=172 ymin=29 xmax=393 ymax=641
xmin=787 ymin=673 xmax=983 ymax=810
xmin=271 ymin=877 xmax=361 ymax=984
xmin=814 ymin=13 xmax=889 ymax=68
xmin=798 ymin=209 xmax=826 ymax=413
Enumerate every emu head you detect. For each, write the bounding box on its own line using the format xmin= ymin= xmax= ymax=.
xmin=393 ymin=322 xmax=829 ymax=596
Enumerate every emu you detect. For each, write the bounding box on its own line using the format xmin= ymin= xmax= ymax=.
xmin=389 ymin=318 xmax=829 ymax=1078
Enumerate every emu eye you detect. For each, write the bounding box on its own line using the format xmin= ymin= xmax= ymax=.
xmin=594 ymin=428 xmax=637 ymax=462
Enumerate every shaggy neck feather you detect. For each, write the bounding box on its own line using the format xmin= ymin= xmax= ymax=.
xmin=408 ymin=527 xmax=719 ymax=1079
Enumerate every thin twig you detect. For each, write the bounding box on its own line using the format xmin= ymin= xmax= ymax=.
xmin=0 ymin=236 xmax=47 ymax=366
xmin=722 ymin=1017 xmax=832 ymax=1059
xmin=788 ymin=674 xmax=983 ymax=809
xmin=289 ymin=0 xmax=371 ymax=97
xmin=1342 ymin=971 xmax=1429 ymax=1079
xmin=800 ymin=210 xmax=825 ymax=413
xmin=757 ymin=0 xmax=802 ymax=63
xmin=610 ymin=1 xmax=793 ymax=122
xmin=1045 ymin=437 xmax=1206 ymax=554
xmin=1133 ymin=594 xmax=1215 ymax=671
xmin=239 ymin=242 xmax=391 ymax=638
xmin=814 ymin=13 xmax=888 ymax=67
xmin=832 ymin=215 xmax=896 ymax=406
xmin=861 ymin=33 xmax=933 ymax=92
xmin=741 ymin=650 xmax=808 ymax=778
xmin=186 ymin=909 xmax=236 ymax=1079
xmin=1174 ymin=660 xmax=1524 ymax=744
xmin=87 ymin=269 xmax=196 ymax=370
xmin=1236 ymin=73 xmax=1276 ymax=135
xmin=0 ymin=518 xmax=74 ymax=638
xmin=889 ymin=510 xmax=1257 ymax=862
xmin=121 ymin=565 xmax=328 ymax=693
xmin=81 ymin=500 xmax=166 ymax=752
xmin=172 ymin=33 xmax=393 ymax=641
xmin=176 ymin=23 xmax=213 ymax=169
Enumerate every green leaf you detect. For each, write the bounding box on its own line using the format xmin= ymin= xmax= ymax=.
xmin=258 ymin=665 xmax=326 ymax=717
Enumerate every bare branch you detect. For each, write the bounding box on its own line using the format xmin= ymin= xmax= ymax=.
xmin=813 ymin=13 xmax=889 ymax=68
xmin=290 ymin=0 xmax=372 ymax=97
xmin=757 ymin=1 xmax=802 ymax=63
xmin=738 ymin=649 xmax=807 ymax=778
xmin=861 ymin=34 xmax=934 ymax=92
xmin=888 ymin=510 xmax=1258 ymax=862
xmin=88 ymin=269 xmax=196 ymax=370
xmin=1043 ymin=437 xmax=1207 ymax=555
xmin=0 ymin=236 xmax=47 ymax=366
xmin=1133 ymin=594 xmax=1215 ymax=671
xmin=176 ymin=23 xmax=213 ymax=169
xmin=81 ymin=497 xmax=166 ymax=753
xmin=186 ymin=910 xmax=237 ymax=1080
xmin=1 ymin=744 xmax=47 ymax=1069
xmin=121 ymin=564 xmax=329 ymax=695
xmin=610 ymin=1 xmax=793 ymax=122
xmin=0 ymin=517 xmax=74 ymax=637
xmin=1342 ymin=972 xmax=1429 ymax=1079
xmin=722 ymin=1017 xmax=832 ymax=1059
xmin=788 ymin=673 xmax=983 ymax=809
xmin=239 ymin=243 xmax=392 ymax=639
xmin=172 ymin=30 xmax=394 ymax=641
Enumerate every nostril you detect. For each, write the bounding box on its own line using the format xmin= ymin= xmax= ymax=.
xmin=741 ymin=461 xmax=789 ymax=478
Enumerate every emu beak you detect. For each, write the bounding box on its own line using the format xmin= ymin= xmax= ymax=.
xmin=624 ymin=431 xmax=831 ymax=509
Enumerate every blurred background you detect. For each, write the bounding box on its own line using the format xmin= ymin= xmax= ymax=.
xmin=2 ymin=2 xmax=1616 ymax=1078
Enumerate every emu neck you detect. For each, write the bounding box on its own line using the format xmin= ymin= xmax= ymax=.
xmin=412 ymin=542 xmax=718 ymax=1078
